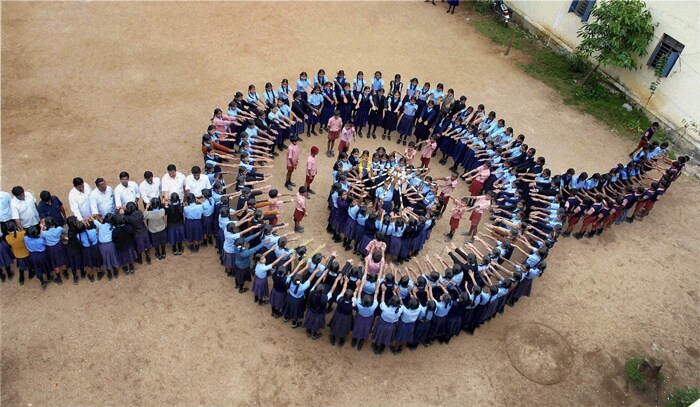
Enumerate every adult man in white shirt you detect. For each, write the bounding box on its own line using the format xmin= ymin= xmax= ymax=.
xmin=185 ymin=166 xmax=212 ymax=198
xmin=139 ymin=170 xmax=161 ymax=209
xmin=0 ymin=190 xmax=13 ymax=233
xmin=114 ymin=171 xmax=141 ymax=208
xmin=90 ymin=178 xmax=116 ymax=219
xmin=68 ymin=177 xmax=93 ymax=221
xmin=10 ymin=186 xmax=40 ymax=229
xmin=161 ymin=164 xmax=186 ymax=200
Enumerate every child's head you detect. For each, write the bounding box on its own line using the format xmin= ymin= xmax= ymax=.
xmin=374 ymin=71 xmax=382 ymax=78
xmin=310 ymin=146 xmax=319 ymax=156
xmin=299 ymin=71 xmax=307 ymax=79
xmin=290 ymin=135 xmax=299 ymax=144
xmin=299 ymin=186 xmax=308 ymax=196
xmin=356 ymin=70 xmax=364 ymax=78
xmin=333 ymin=109 xmax=340 ymax=117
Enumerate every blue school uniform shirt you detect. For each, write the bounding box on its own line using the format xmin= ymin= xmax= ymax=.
xmin=402 ymin=102 xmax=418 ymax=117
xmin=184 ymin=204 xmax=203 ymax=220
xmin=201 ymin=199 xmax=215 ymax=217
xmin=376 ymin=185 xmax=394 ymax=202
xmin=435 ymin=300 xmax=452 ymax=317
xmin=286 ymin=276 xmax=311 ymax=298
xmin=246 ymin=92 xmax=260 ymax=103
xmin=392 ymin=224 xmax=405 ymax=238
xmin=262 ymin=234 xmax=279 ymax=250
xmin=399 ymin=306 xmax=422 ymax=323
xmin=24 ymin=235 xmax=47 ymax=252
xmin=93 ymin=220 xmax=113 ymax=243
xmin=353 ymin=78 xmax=365 ymax=92
xmin=372 ymin=77 xmax=384 ymax=92
xmin=379 ymin=302 xmax=403 ymax=323
xmin=41 ymin=227 xmax=65 ymax=246
xmin=347 ymin=205 xmax=360 ymax=220
xmin=296 ymin=79 xmax=310 ymax=92
xmin=584 ymin=179 xmax=599 ymax=190
xmin=569 ymin=176 xmax=587 ymax=190
xmin=274 ymin=246 xmax=293 ymax=261
xmin=308 ymin=92 xmax=323 ymax=106
xmin=234 ymin=242 xmax=264 ymax=269
xmin=278 ymin=85 xmax=292 ymax=100
xmin=375 ymin=221 xmax=395 ymax=236
xmin=398 ymin=281 xmax=415 ymax=298
xmin=78 ymin=228 xmax=98 ymax=248
xmin=429 ymin=89 xmax=444 ymax=102
xmin=363 ymin=280 xmax=378 ymax=295
xmin=218 ymin=215 xmax=235 ymax=231
xmin=307 ymin=259 xmax=326 ymax=275
xmin=356 ymin=299 xmax=379 ymax=317
xmin=526 ymin=251 xmax=542 ymax=267
xmin=263 ymin=89 xmax=277 ymax=104
xmin=423 ymin=191 xmax=435 ymax=207
xmin=340 ymin=161 xmax=353 ymax=173
xmin=418 ymin=88 xmax=430 ymax=101
xmin=356 ymin=212 xmax=369 ymax=226
xmin=254 ymin=263 xmax=273 ymax=279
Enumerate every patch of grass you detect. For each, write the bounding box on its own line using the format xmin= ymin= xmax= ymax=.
xmin=465 ymin=4 xmax=675 ymax=154
xmin=625 ymin=357 xmax=665 ymax=392
xmin=471 ymin=18 xmax=525 ymax=50
xmin=666 ymin=387 xmax=700 ymax=407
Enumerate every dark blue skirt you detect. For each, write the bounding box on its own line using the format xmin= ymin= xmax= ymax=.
xmin=168 ymin=224 xmax=186 ymax=246
xmin=352 ymin=314 xmax=375 ymax=340
xmin=202 ymin=213 xmax=215 ymax=236
xmin=429 ymin=315 xmax=448 ymax=338
xmin=320 ymin=103 xmax=335 ymax=125
xmin=284 ymin=294 xmax=306 ymax=320
xmin=341 ymin=218 xmax=357 ymax=240
xmin=339 ymin=104 xmax=352 ymax=124
xmin=269 ymin=288 xmax=286 ymax=310
xmin=16 ymin=257 xmax=30 ymax=271
xmin=369 ymin=110 xmax=384 ymax=126
xmin=68 ymin=252 xmax=83 ymax=271
xmin=99 ymin=242 xmax=119 ymax=270
xmin=388 ymin=236 xmax=401 ymax=257
xmin=149 ymin=230 xmax=167 ymax=247
xmin=307 ymin=104 xmax=321 ymax=125
xmin=134 ymin=233 xmax=151 ymax=253
xmin=28 ymin=250 xmax=51 ymax=277
xmin=222 ymin=251 xmax=236 ymax=269
xmin=383 ymin=111 xmax=398 ymax=131
xmin=46 ymin=242 xmax=68 ymax=269
xmin=412 ymin=319 xmax=432 ymax=343
xmin=330 ymin=312 xmax=354 ymax=338
xmin=397 ymin=115 xmax=415 ymax=135
xmin=372 ymin=318 xmax=398 ymax=346
xmin=117 ymin=248 xmax=134 ymax=266
xmin=355 ymin=107 xmax=370 ymax=127
xmin=0 ymin=241 xmax=14 ymax=268
xmin=81 ymin=245 xmax=102 ymax=268
xmin=253 ymin=275 xmax=269 ymax=298
xmin=394 ymin=320 xmax=416 ymax=343
xmin=303 ymin=309 xmax=326 ymax=332
xmin=185 ymin=218 xmax=203 ymax=241
xmin=445 ymin=315 xmax=462 ymax=337
xmin=216 ymin=227 xmax=225 ymax=253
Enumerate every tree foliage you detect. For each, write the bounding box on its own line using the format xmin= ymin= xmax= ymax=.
xmin=576 ymin=0 xmax=657 ymax=71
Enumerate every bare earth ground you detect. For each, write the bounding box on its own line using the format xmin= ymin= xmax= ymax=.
xmin=1 ymin=2 xmax=699 ymax=406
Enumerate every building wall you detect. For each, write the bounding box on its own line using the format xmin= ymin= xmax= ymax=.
xmin=507 ymin=0 xmax=700 ymax=144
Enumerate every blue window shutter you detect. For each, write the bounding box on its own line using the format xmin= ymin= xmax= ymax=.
xmin=662 ymin=51 xmax=679 ymax=77
xmin=569 ymin=0 xmax=579 ymax=12
xmin=581 ymin=0 xmax=595 ymax=21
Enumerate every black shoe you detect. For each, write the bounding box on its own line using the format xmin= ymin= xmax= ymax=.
xmin=19 ymin=276 xmax=25 ymax=285
xmin=307 ymin=188 xmax=316 ymax=194
xmin=98 ymin=271 xmax=105 ymax=281
xmin=312 ymin=333 xmax=322 ymax=340
xmin=88 ymin=274 xmax=95 ymax=282
xmin=107 ymin=271 xmax=113 ymax=281
xmin=403 ymin=140 xmax=407 ymax=146
xmin=54 ymin=275 xmax=63 ymax=285
xmin=285 ymin=183 xmax=293 ymax=191
xmin=239 ymin=287 xmax=249 ymax=293
xmin=41 ymin=280 xmax=47 ymax=290
xmin=356 ymin=339 xmax=364 ymax=351
xmin=62 ymin=269 xmax=68 ymax=278
xmin=73 ymin=274 xmax=78 ymax=284
xmin=396 ymin=138 xmax=402 ymax=144
xmin=0 ymin=274 xmax=5 ymax=283
xmin=351 ymin=338 xmax=358 ymax=348
xmin=80 ymin=270 xmax=87 ymax=279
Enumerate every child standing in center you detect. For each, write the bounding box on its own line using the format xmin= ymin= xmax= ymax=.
xmin=285 ymin=135 xmax=301 ymax=191
xmin=326 ymin=110 xmax=343 ymax=158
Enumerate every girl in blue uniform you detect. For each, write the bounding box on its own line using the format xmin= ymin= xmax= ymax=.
xmin=278 ymin=79 xmax=292 ymax=106
xmin=354 ymin=86 xmax=373 ymax=137
xmin=397 ymin=96 xmax=419 ymax=146
xmin=371 ymin=71 xmax=384 ymax=95
xmin=351 ymin=277 xmax=380 ymax=351
xmin=306 ymin=85 xmax=323 ymax=136
xmin=403 ymin=77 xmax=419 ymax=104
xmin=183 ymin=193 xmax=204 ymax=252
xmin=296 ymin=72 xmax=311 ymax=101
xmin=319 ymin=82 xmax=337 ymax=134
xmin=24 ymin=225 xmax=52 ymax=289
xmin=41 ymin=216 xmax=68 ymax=284
xmin=372 ymin=285 xmax=403 ymax=354
xmin=383 ymin=90 xmax=402 ymax=140
xmin=352 ymin=71 xmax=365 ymax=100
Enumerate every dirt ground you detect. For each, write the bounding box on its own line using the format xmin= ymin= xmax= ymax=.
xmin=1 ymin=2 xmax=699 ymax=406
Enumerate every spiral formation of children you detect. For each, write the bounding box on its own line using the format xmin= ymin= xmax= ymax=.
xmin=0 ymin=68 xmax=684 ymax=357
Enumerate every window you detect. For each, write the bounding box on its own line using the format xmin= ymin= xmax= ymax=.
xmin=648 ymin=34 xmax=684 ymax=77
xmin=569 ymin=0 xmax=596 ymax=22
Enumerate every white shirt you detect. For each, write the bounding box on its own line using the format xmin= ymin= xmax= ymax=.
xmin=68 ymin=185 xmax=93 ymax=221
xmin=185 ymin=174 xmax=212 ymax=198
xmin=90 ymin=186 xmax=116 ymax=217
xmin=161 ymin=172 xmax=186 ymax=200
xmin=139 ymin=178 xmax=161 ymax=203
xmin=114 ymin=181 xmax=141 ymax=207
xmin=0 ymin=191 xmax=12 ymax=222
xmin=11 ymin=192 xmax=40 ymax=228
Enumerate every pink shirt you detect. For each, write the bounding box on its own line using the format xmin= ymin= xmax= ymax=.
xmin=294 ymin=193 xmax=306 ymax=212
xmin=306 ymin=155 xmax=317 ymax=177
xmin=268 ymin=197 xmax=283 ymax=212
xmin=451 ymin=204 xmax=468 ymax=220
xmin=287 ymin=143 xmax=300 ymax=167
xmin=441 ymin=177 xmax=458 ymax=196
xmin=340 ymin=127 xmax=356 ymax=143
xmin=403 ymin=148 xmax=416 ymax=163
xmin=473 ymin=196 xmax=491 ymax=214
xmin=474 ymin=165 xmax=491 ymax=183
xmin=327 ymin=116 xmax=343 ymax=132
xmin=421 ymin=141 xmax=437 ymax=158
xmin=213 ymin=116 xmax=234 ymax=133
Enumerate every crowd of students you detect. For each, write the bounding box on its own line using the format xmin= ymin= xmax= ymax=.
xmin=0 ymin=69 xmax=687 ymax=355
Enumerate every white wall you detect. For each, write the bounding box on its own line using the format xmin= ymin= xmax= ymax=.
xmin=508 ymin=0 xmax=700 ymax=142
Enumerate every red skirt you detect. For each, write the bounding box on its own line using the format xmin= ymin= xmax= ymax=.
xmin=582 ymin=215 xmax=597 ymax=226
xmin=643 ymin=200 xmax=655 ymax=211
xmin=567 ymin=216 xmax=582 ymax=226
xmin=293 ymin=209 xmax=305 ymax=222
xmin=469 ymin=211 xmax=482 ymax=227
xmin=440 ymin=193 xmax=450 ymax=206
xmin=421 ymin=156 xmax=431 ymax=166
xmin=287 ymin=165 xmax=295 ymax=173
xmin=338 ymin=140 xmax=349 ymax=153
xmin=469 ymin=180 xmax=484 ymax=196
xmin=328 ymin=130 xmax=340 ymax=141
xmin=306 ymin=175 xmax=315 ymax=185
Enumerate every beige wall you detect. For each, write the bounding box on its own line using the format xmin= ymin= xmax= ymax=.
xmin=508 ymin=0 xmax=700 ymax=141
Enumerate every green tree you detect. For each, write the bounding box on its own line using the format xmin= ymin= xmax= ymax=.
xmin=576 ymin=0 xmax=657 ymax=84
